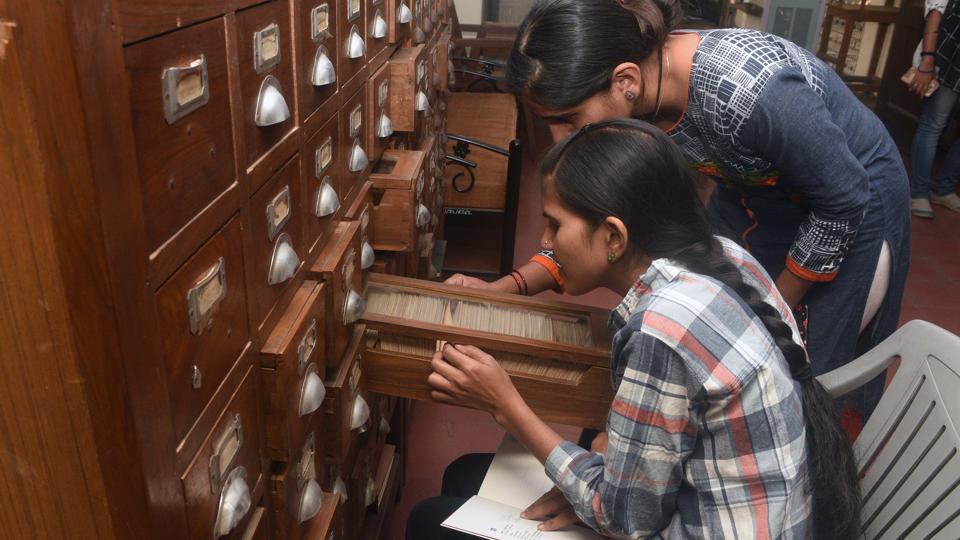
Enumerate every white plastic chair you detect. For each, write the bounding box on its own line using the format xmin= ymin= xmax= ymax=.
xmin=817 ymin=320 xmax=960 ymax=539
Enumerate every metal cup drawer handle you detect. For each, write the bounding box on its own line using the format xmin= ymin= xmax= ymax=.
xmin=345 ymin=25 xmax=365 ymax=60
xmin=209 ymin=413 xmax=243 ymax=493
xmin=360 ymin=240 xmax=375 ymax=270
xmin=297 ymin=434 xmax=322 ymax=523
xmin=333 ymin=475 xmax=348 ymax=504
xmin=376 ymin=111 xmax=394 ymax=139
xmin=253 ymin=23 xmax=282 ymax=74
xmin=349 ymin=394 xmax=371 ymax=432
xmin=415 ymin=90 xmax=430 ymax=114
xmin=297 ymin=320 xmax=318 ymax=375
xmin=254 ymin=75 xmax=291 ymax=127
xmin=316 ymin=176 xmax=341 ymax=218
xmin=187 ymin=257 xmax=227 ymax=336
xmin=299 ymin=363 xmax=326 ymax=417
xmin=371 ymin=9 xmax=388 ymax=39
xmin=398 ymin=1 xmax=413 ymax=24
xmin=213 ymin=466 xmax=251 ymax=538
xmin=311 ymin=46 xmax=337 ymax=87
xmin=267 ymin=232 xmax=300 ymax=285
xmin=265 ymin=185 xmax=291 ymax=242
xmin=415 ymin=203 xmax=431 ymax=228
xmin=162 ymin=55 xmax=210 ymax=125
xmin=311 ymin=4 xmax=331 ymax=42
xmin=343 ymin=289 xmax=366 ymax=324
xmin=348 ymin=139 xmax=369 ymax=173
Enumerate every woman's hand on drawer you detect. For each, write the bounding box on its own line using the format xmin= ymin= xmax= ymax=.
xmin=426 ymin=343 xmax=522 ymax=420
xmin=443 ymin=273 xmax=519 ymax=294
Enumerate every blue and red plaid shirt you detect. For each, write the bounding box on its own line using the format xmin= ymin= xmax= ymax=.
xmin=545 ymin=237 xmax=812 ymax=538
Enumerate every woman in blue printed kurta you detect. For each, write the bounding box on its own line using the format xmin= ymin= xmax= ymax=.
xmin=447 ymin=0 xmax=911 ymax=415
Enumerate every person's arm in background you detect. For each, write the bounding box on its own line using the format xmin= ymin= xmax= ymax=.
xmin=445 ymin=250 xmax=563 ymax=294
xmin=911 ymin=1 xmax=943 ymax=96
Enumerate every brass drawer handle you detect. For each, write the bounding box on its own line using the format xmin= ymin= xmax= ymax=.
xmin=162 ymin=55 xmax=210 ymax=125
xmin=187 ymin=257 xmax=226 ymax=336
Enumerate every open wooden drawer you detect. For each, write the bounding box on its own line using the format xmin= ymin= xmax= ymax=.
xmin=360 ymin=273 xmax=614 ymax=428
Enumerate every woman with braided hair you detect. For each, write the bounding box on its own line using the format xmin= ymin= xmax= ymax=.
xmin=410 ymin=120 xmax=861 ymax=539
xmin=446 ymin=0 xmax=911 ymax=418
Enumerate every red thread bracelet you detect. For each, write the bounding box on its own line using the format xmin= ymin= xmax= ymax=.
xmin=507 ymin=272 xmax=523 ymax=295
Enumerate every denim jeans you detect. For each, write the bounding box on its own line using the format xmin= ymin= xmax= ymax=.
xmin=909 ymin=85 xmax=960 ymax=198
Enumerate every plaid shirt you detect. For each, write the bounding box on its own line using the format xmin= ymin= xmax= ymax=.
xmin=545 ymin=238 xmax=812 ymax=538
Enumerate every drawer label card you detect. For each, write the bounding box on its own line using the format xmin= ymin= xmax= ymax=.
xmin=350 ymin=104 xmax=363 ymax=138
xmin=209 ymin=413 xmax=243 ymax=493
xmin=298 ymin=319 xmax=318 ymax=375
xmin=311 ymin=4 xmax=331 ymax=42
xmin=349 ymin=0 xmax=362 ymax=20
xmin=266 ymin=185 xmax=292 ymax=241
xmin=254 ymin=23 xmax=282 ymax=74
xmin=187 ymin=257 xmax=226 ymax=336
xmin=316 ymin=136 xmax=333 ymax=177
xmin=378 ymin=80 xmax=389 ymax=108
xmin=342 ymin=248 xmax=356 ymax=293
xmin=161 ymin=55 xmax=210 ymax=124
xmin=298 ymin=433 xmax=317 ymax=486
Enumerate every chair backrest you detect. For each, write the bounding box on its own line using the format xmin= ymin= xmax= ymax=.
xmin=818 ymin=320 xmax=960 ymax=539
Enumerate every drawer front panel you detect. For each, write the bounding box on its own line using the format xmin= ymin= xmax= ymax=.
xmin=309 ymin=221 xmax=366 ymax=363
xmin=247 ymin=155 xmax=305 ymax=329
xmin=156 ymin=214 xmax=250 ymax=442
xmin=322 ymin=325 xmax=369 ymax=463
xmin=337 ymin=0 xmax=367 ymax=88
xmin=125 ymin=17 xmax=236 ymax=253
xmin=365 ymin=63 xmax=393 ymax=166
xmin=182 ymin=365 xmax=263 ymax=540
xmin=338 ymin=83 xmax=370 ymax=208
xmin=238 ymin=1 xmax=296 ymax=170
xmin=297 ymin=0 xmax=340 ymax=122
xmin=304 ymin=112 xmax=342 ymax=255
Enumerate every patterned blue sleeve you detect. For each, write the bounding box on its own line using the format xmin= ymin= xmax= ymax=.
xmin=739 ymin=68 xmax=869 ymax=280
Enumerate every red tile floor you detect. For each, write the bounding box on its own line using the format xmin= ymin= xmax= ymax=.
xmin=386 ymin=137 xmax=960 ymax=540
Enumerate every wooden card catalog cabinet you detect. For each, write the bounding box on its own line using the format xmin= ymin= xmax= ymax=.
xmin=297 ymin=0 xmax=339 ymax=125
xmin=124 ymin=18 xmax=239 ymax=273
xmin=181 ymin=365 xmax=263 ymax=539
xmin=269 ymin=430 xmax=331 ymax=539
xmin=305 ymin=112 xmax=342 ymax=256
xmin=387 ymin=45 xmax=427 ymax=134
xmin=366 ymin=63 xmax=394 ymax=165
xmin=361 ymin=274 xmax=614 ymax=428
xmin=337 ymin=0 xmax=368 ymax=90
xmin=369 ymin=149 xmax=427 ymax=252
xmin=387 ymin=0 xmax=413 ymax=44
xmin=308 ymin=221 xmax=369 ymax=364
xmin=436 ymin=30 xmax=452 ymax=94
xmin=246 ymin=155 xmax=306 ymax=330
xmin=322 ymin=325 xmax=372 ymax=463
xmin=238 ymin=2 xmax=296 ymax=182
xmin=260 ymin=281 xmax=328 ymax=462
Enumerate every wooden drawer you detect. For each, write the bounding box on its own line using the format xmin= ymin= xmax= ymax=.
xmin=182 ymin=365 xmax=263 ymax=539
xmin=297 ymin=0 xmax=340 ymax=124
xmin=241 ymin=505 xmax=270 ymax=540
xmin=269 ymin=429 xmax=328 ymax=539
xmin=387 ymin=45 xmax=427 ymax=133
xmin=370 ymin=148 xmax=426 ymax=191
xmin=309 ymin=221 xmax=368 ymax=364
xmin=261 ymin=281 xmax=328 ymax=461
xmin=342 ymin=181 xmax=377 ymax=274
xmin=304 ymin=112 xmax=343 ymax=256
xmin=339 ymin=82 xmax=371 ymax=209
xmin=361 ymin=274 xmax=614 ymax=428
xmin=322 ymin=325 xmax=371 ymax=464
xmin=366 ymin=63 xmax=394 ymax=166
xmin=337 ymin=0 xmax=367 ymax=90
xmin=117 ymin=1 xmax=260 ymax=43
xmin=125 ymin=17 xmax=236 ymax=255
xmin=246 ymin=155 xmax=305 ymax=330
xmin=408 ymin=0 xmax=428 ymax=45
xmin=156 ymin=214 xmax=250 ymax=443
xmin=369 ymin=149 xmax=428 ymax=253
xmin=387 ymin=0 xmax=413 ymax=45
xmin=366 ymin=0 xmax=391 ymax=69
xmin=237 ymin=1 xmax=296 ymax=174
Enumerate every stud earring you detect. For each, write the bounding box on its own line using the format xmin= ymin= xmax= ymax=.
xmin=624 ymin=90 xmax=637 ymax=101
xmin=607 ymin=253 xmax=616 ymax=263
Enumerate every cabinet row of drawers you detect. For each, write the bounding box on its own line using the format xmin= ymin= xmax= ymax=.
xmin=122 ymin=0 xmax=454 ymax=537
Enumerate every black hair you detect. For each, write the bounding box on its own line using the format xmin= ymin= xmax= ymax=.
xmin=542 ymin=119 xmax=862 ymax=540
xmin=507 ymin=0 xmax=684 ymax=110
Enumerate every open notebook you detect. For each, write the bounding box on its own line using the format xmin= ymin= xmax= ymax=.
xmin=441 ymin=435 xmax=604 ymax=540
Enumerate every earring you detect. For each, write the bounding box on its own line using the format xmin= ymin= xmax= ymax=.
xmin=624 ymin=90 xmax=637 ymax=101
xmin=607 ymin=253 xmax=616 ymax=263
